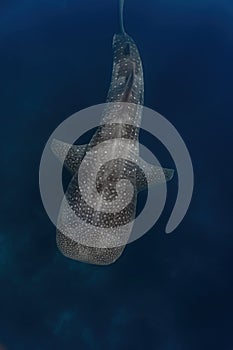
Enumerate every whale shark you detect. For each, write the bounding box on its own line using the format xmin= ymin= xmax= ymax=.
xmin=51 ymin=0 xmax=174 ymax=265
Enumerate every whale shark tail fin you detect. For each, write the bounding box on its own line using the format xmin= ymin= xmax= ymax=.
xmin=119 ymin=0 xmax=126 ymax=34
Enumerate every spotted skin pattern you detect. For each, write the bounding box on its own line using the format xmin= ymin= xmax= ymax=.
xmin=54 ymin=3 xmax=174 ymax=265
xmin=56 ymin=31 xmax=146 ymax=264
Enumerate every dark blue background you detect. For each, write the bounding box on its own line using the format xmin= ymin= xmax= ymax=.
xmin=0 ymin=0 xmax=233 ymax=349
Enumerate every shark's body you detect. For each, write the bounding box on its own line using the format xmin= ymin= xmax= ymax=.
xmin=52 ymin=0 xmax=173 ymax=265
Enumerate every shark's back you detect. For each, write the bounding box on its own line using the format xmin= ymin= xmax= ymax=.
xmin=52 ymin=1 xmax=174 ymax=265
xmin=56 ymin=0 xmax=146 ymax=265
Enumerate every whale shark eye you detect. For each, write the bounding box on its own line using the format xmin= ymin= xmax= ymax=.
xmin=123 ymin=43 xmax=130 ymax=56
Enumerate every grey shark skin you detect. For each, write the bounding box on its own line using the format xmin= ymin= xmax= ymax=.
xmin=52 ymin=0 xmax=174 ymax=265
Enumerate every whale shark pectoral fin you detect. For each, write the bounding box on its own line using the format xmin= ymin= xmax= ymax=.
xmin=136 ymin=158 xmax=174 ymax=192
xmin=51 ymin=139 xmax=87 ymax=174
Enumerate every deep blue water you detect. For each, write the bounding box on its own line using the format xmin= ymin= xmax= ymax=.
xmin=0 ymin=0 xmax=233 ymax=349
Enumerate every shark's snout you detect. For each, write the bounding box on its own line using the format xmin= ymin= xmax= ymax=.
xmin=56 ymin=230 xmax=125 ymax=265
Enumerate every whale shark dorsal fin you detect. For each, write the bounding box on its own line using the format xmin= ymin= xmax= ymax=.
xmin=136 ymin=158 xmax=174 ymax=192
xmin=120 ymin=0 xmax=126 ymax=34
xmin=51 ymin=139 xmax=87 ymax=174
